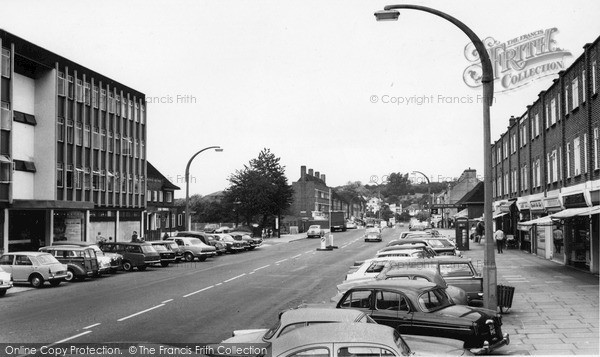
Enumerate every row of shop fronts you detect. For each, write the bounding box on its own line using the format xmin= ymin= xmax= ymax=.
xmin=493 ymin=183 xmax=600 ymax=274
xmin=0 ymin=208 xmax=143 ymax=254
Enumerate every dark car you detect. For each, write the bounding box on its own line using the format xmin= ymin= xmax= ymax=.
xmin=175 ymin=231 xmax=226 ymax=255
xmin=99 ymin=242 xmax=160 ymax=271
xmin=149 ymin=241 xmax=177 ymax=267
xmin=336 ymin=280 xmax=509 ymax=353
xmin=39 ymin=246 xmax=99 ymax=282
xmin=213 ymin=233 xmax=246 ymax=253
xmin=53 ymin=241 xmax=123 ymax=273
xmin=230 ymin=231 xmax=262 ymax=250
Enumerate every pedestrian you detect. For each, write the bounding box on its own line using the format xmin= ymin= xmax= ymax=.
xmin=553 ymin=225 xmax=563 ymax=253
xmin=476 ymin=220 xmax=485 ymax=244
xmin=96 ymin=232 xmax=105 ymax=243
xmin=470 ymin=224 xmax=476 ymax=241
xmin=131 ymin=231 xmax=138 ymax=242
xmin=494 ymin=228 xmax=505 ymax=254
xmin=163 ymin=232 xmax=170 ymax=239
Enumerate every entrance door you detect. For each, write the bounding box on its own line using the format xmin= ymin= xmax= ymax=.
xmin=9 ymin=210 xmax=46 ymax=252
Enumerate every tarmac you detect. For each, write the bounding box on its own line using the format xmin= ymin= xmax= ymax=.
xmin=269 ymin=228 xmax=600 ymax=355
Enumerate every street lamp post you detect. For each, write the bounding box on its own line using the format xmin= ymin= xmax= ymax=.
xmin=375 ymin=5 xmax=496 ymax=311
xmin=185 ymin=146 xmax=223 ymax=231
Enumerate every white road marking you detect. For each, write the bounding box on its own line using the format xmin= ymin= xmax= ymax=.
xmin=275 ymin=259 xmax=288 ymax=264
xmin=249 ymin=272 xmax=255 ymax=275
xmin=544 ymin=281 xmax=562 ymax=284
xmin=183 ymin=286 xmax=214 ymax=298
xmin=291 ymin=254 xmax=302 ymax=259
xmin=304 ymin=250 xmax=313 ymax=254
xmin=215 ymin=283 xmax=223 ymax=286
xmin=253 ymin=264 xmax=270 ymax=271
xmin=161 ymin=299 xmax=173 ymax=304
xmin=117 ymin=304 xmax=165 ymax=321
xmin=224 ymin=273 xmax=246 ymax=283
xmin=51 ymin=331 xmax=92 ymax=344
xmin=82 ymin=323 xmax=101 ymax=330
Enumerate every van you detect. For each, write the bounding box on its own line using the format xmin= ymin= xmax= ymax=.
xmin=99 ymin=242 xmax=160 ymax=271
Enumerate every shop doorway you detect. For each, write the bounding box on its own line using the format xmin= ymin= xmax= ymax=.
xmin=9 ymin=210 xmax=46 ymax=252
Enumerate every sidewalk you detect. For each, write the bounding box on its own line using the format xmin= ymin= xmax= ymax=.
xmin=261 ymin=233 xmax=307 ymax=244
xmin=458 ymin=235 xmax=599 ymax=355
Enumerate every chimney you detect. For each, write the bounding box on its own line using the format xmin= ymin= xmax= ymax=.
xmin=321 ymin=174 xmax=326 ymax=184
xmin=315 ymin=171 xmax=320 ymax=179
xmin=301 ymin=165 xmax=306 ymax=180
xmin=308 ymin=168 xmax=314 ymax=176
xmin=508 ymin=115 xmax=516 ymax=128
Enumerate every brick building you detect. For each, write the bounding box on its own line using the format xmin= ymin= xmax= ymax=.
xmin=144 ymin=162 xmax=180 ymax=240
xmin=491 ymin=35 xmax=600 ymax=273
xmin=0 ymin=30 xmax=147 ymax=253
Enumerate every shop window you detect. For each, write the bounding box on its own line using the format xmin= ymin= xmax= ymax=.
xmin=1 ymin=49 xmax=10 ymax=78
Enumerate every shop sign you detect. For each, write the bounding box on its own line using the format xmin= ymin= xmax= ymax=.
xmin=563 ymin=193 xmax=587 ymax=208
xmin=543 ymin=197 xmax=561 ymax=209
xmin=530 ymin=200 xmax=544 ymax=211
xmin=498 ymin=202 xmax=513 ymax=212
xmin=517 ymin=201 xmax=530 ymax=210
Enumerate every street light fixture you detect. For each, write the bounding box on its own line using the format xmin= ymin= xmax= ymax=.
xmin=375 ymin=4 xmax=497 ymax=311
xmin=185 ymin=146 xmax=223 ymax=231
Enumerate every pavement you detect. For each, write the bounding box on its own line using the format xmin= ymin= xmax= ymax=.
xmin=437 ymin=228 xmax=599 ymax=356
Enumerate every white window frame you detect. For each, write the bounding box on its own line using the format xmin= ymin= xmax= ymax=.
xmin=511 ymin=133 xmax=516 ymax=154
xmin=582 ymin=71 xmax=586 ymax=103
xmin=1 ymin=48 xmax=10 ymax=78
xmin=574 ymin=137 xmax=581 ymax=176
xmin=545 ymin=104 xmax=550 ymax=128
xmin=566 ymin=143 xmax=571 ymax=178
xmin=572 ymin=78 xmax=579 ymax=109
xmin=594 ymin=128 xmax=599 ymax=170
xmin=550 ymin=98 xmax=557 ymax=125
xmin=584 ymin=133 xmax=588 ymax=173
xmin=503 ymin=141 xmax=508 ymax=159
xmin=593 ymin=61 xmax=597 ymax=95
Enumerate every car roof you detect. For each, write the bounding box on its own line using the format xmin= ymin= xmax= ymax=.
xmin=381 ymin=268 xmax=441 ymax=280
xmin=346 ymin=279 xmax=438 ymax=293
xmin=272 ymin=323 xmax=398 ymax=355
xmin=149 ymin=240 xmax=174 ymax=244
xmin=4 ymin=251 xmax=51 ymax=256
xmin=280 ymin=308 xmax=366 ymax=325
xmin=52 ymin=241 xmax=96 ymax=246
xmin=103 ymin=242 xmax=151 ymax=246
xmin=379 ymin=245 xmax=427 ymax=252
xmin=40 ymin=246 xmax=90 ymax=251
xmin=176 ymin=231 xmax=207 ymax=236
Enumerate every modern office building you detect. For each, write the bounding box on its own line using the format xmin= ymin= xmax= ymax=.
xmin=0 ymin=30 xmax=147 ymax=253
xmin=491 ymin=35 xmax=599 ymax=273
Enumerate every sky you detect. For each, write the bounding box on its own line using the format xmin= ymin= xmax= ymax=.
xmin=4 ymin=0 xmax=600 ymax=197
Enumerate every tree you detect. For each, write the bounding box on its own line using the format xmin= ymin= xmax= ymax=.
xmin=223 ymin=149 xmax=294 ymax=229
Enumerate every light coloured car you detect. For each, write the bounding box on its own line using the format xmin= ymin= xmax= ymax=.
xmin=270 ymin=322 xmax=472 ymax=357
xmin=345 ymin=256 xmax=424 ymax=282
xmin=0 ymin=266 xmax=12 ymax=297
xmin=212 ymin=233 xmax=247 ymax=253
xmin=364 ymin=228 xmax=382 ymax=242
xmin=346 ymin=221 xmax=357 ymax=229
xmin=0 ymin=252 xmax=68 ymax=288
xmin=306 ymin=225 xmax=324 ymax=238
xmin=166 ymin=236 xmax=217 ymax=262
xmin=223 ymin=307 xmax=375 ymax=344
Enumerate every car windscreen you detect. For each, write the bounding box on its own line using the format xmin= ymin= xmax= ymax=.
xmin=366 ymin=261 xmax=388 ymax=273
xmin=417 ymin=288 xmax=453 ymax=312
xmin=188 ymin=238 xmax=204 ymax=245
xmin=394 ymin=330 xmax=412 ymax=355
xmin=153 ymin=245 xmax=168 ymax=252
xmin=262 ymin=319 xmax=281 ymax=341
xmin=36 ymin=254 xmax=61 ymax=265
xmin=141 ymin=245 xmax=157 ymax=253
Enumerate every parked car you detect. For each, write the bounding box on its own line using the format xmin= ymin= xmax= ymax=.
xmin=0 ymin=252 xmax=68 ymax=288
xmin=223 ymin=307 xmax=375 ymax=344
xmin=336 ymin=280 xmax=509 ymax=353
xmin=421 ymin=237 xmax=460 ymax=256
xmin=149 ymin=241 xmax=177 ymax=267
xmin=270 ymin=322 xmax=472 ymax=357
xmin=376 ymin=246 xmax=436 ymax=259
xmin=165 ymin=237 xmax=217 ymax=262
xmin=99 ymin=242 xmax=161 ymax=271
xmin=378 ymin=258 xmax=484 ymax=304
xmin=345 ymin=257 xmax=424 ymax=282
xmin=53 ymin=241 xmax=123 ymax=273
xmin=174 ymin=231 xmax=225 ymax=256
xmin=346 ymin=221 xmax=357 ymax=229
xmin=39 ymin=246 xmax=99 ymax=282
xmin=212 ymin=234 xmax=246 ymax=253
xmin=306 ymin=225 xmax=324 ymax=238
xmin=205 ymin=234 xmax=227 ymax=255
xmin=0 ymin=266 xmax=13 ymax=297
xmin=230 ymin=231 xmax=263 ymax=250
xmin=364 ymin=228 xmax=383 ymax=242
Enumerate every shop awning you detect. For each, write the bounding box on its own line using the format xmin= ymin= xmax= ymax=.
xmin=517 ymin=216 xmax=554 ymax=230
xmin=551 ymin=206 xmax=600 ymax=219
xmin=493 ymin=212 xmax=508 ymax=219
xmin=454 ymin=208 xmax=468 ymax=218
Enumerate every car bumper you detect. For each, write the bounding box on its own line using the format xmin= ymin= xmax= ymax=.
xmin=364 ymin=238 xmax=382 ymax=242
xmin=144 ymin=259 xmax=161 ymax=265
xmin=473 ymin=333 xmax=510 ymax=355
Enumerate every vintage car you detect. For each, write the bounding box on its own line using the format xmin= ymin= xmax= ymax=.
xmin=389 ymin=237 xmax=459 ymax=256
xmin=212 ymin=233 xmax=247 ymax=253
xmin=149 ymin=241 xmax=177 ymax=267
xmin=336 ymin=280 xmax=509 ymax=353
xmin=165 ymin=236 xmax=217 ymax=261
xmin=364 ymin=228 xmax=383 ymax=242
xmin=223 ymin=307 xmax=375 ymax=344
xmin=345 ymin=257 xmax=422 ymax=282
xmin=0 ymin=266 xmax=13 ymax=297
xmin=39 ymin=246 xmax=99 ymax=281
xmin=306 ymin=225 xmax=324 ymax=238
xmin=230 ymin=231 xmax=263 ymax=250
xmin=378 ymin=258 xmax=484 ymax=304
xmin=270 ymin=322 xmax=472 ymax=357
xmin=175 ymin=231 xmax=226 ymax=255
xmin=376 ymin=244 xmax=437 ymax=258
xmin=99 ymin=242 xmax=161 ymax=271
xmin=346 ymin=221 xmax=358 ymax=229
xmin=53 ymin=241 xmax=122 ymax=273
xmin=0 ymin=252 xmax=68 ymax=288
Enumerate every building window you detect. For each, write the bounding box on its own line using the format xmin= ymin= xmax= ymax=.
xmin=503 ymin=173 xmax=508 ymax=196
xmin=84 ymin=82 xmax=91 ymax=105
xmin=573 ymin=137 xmax=581 ymax=176
xmin=534 ymin=114 xmax=540 ymax=137
xmin=158 ymin=191 xmax=163 ymax=202
xmin=141 ymin=104 xmax=145 ymax=124
xmin=140 ymin=141 xmax=145 ymax=160
xmin=100 ymin=170 xmax=106 ymax=191
xmin=594 ymin=128 xmax=599 ymax=170
xmin=177 ymin=214 xmax=183 ymax=227
xmin=582 ymin=71 xmax=586 ymax=103
xmin=67 ymin=76 xmax=74 ymax=99
xmin=565 ymin=84 xmax=570 ymax=112
xmin=503 ymin=141 xmax=508 ymax=159
xmin=166 ymin=191 xmax=173 ymax=203
xmin=114 ymin=173 xmax=120 ymax=193
xmin=572 ymin=77 xmax=579 ymax=109
xmin=100 ymin=89 xmax=106 ymax=111
xmin=1 ymin=49 xmax=10 ymax=78
xmin=101 ymin=130 xmax=106 ymax=151
xmin=57 ymin=72 xmax=66 ymax=96
xmin=593 ymin=61 xmax=597 ymax=95
xmin=108 ymin=132 xmax=113 ymax=152
xmin=108 ymin=92 xmax=115 ymax=113
xmin=545 ymin=104 xmax=549 ymax=128
xmin=522 ymin=164 xmax=528 ymax=191
xmin=550 ymin=98 xmax=557 ymax=125
xmin=121 ymin=97 xmax=127 ymax=118
xmin=535 ymin=159 xmax=540 ymax=187
xmin=511 ymin=133 xmax=516 ymax=153
xmin=75 ymin=122 xmax=82 ymax=146
xmin=134 ymin=102 xmax=139 ymax=122
xmin=566 ymin=143 xmax=571 ymax=178
xmin=66 ymin=120 xmax=74 ymax=144
xmin=92 ymin=86 xmax=98 ymax=108
xmin=93 ymin=128 xmax=100 ymax=149
xmin=1 ymin=102 xmax=11 ymax=130
xmin=57 ymin=117 xmax=64 ymax=142
xmin=0 ymin=161 xmax=10 ymax=183
xmin=551 ymin=150 xmax=558 ymax=182
xmin=84 ymin=125 xmax=90 ymax=147
xmin=584 ymin=134 xmax=588 ymax=174
xmin=76 ymin=79 xmax=83 ymax=102
xmin=57 ymin=163 xmax=64 ymax=188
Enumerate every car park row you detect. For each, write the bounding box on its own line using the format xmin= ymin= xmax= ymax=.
xmin=0 ymin=230 xmax=262 ymax=292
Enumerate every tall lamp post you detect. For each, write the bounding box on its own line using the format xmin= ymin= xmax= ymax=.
xmin=375 ymin=5 xmax=496 ymax=311
xmin=412 ymin=171 xmax=431 ymax=224
xmin=185 ymin=146 xmax=223 ymax=231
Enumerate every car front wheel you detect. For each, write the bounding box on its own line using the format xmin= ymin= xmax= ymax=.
xmin=122 ymin=261 xmax=133 ymax=272
xmin=184 ymin=253 xmax=195 ymax=262
xmin=65 ymin=269 xmax=75 ymax=282
xmin=30 ymin=274 xmax=44 ymax=288
xmin=0 ymin=289 xmax=7 ymax=296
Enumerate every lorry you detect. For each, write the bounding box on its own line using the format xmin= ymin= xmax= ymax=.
xmin=329 ymin=211 xmax=347 ymax=232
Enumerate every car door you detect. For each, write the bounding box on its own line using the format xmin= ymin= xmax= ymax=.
xmin=371 ymin=290 xmax=413 ymax=333
xmin=409 ymin=288 xmax=466 ymax=340
xmin=12 ymin=255 xmax=34 ymax=282
xmin=337 ymin=289 xmax=374 ymax=315
xmin=438 ymin=263 xmax=482 ymax=300
xmin=0 ymin=255 xmax=15 ymax=279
